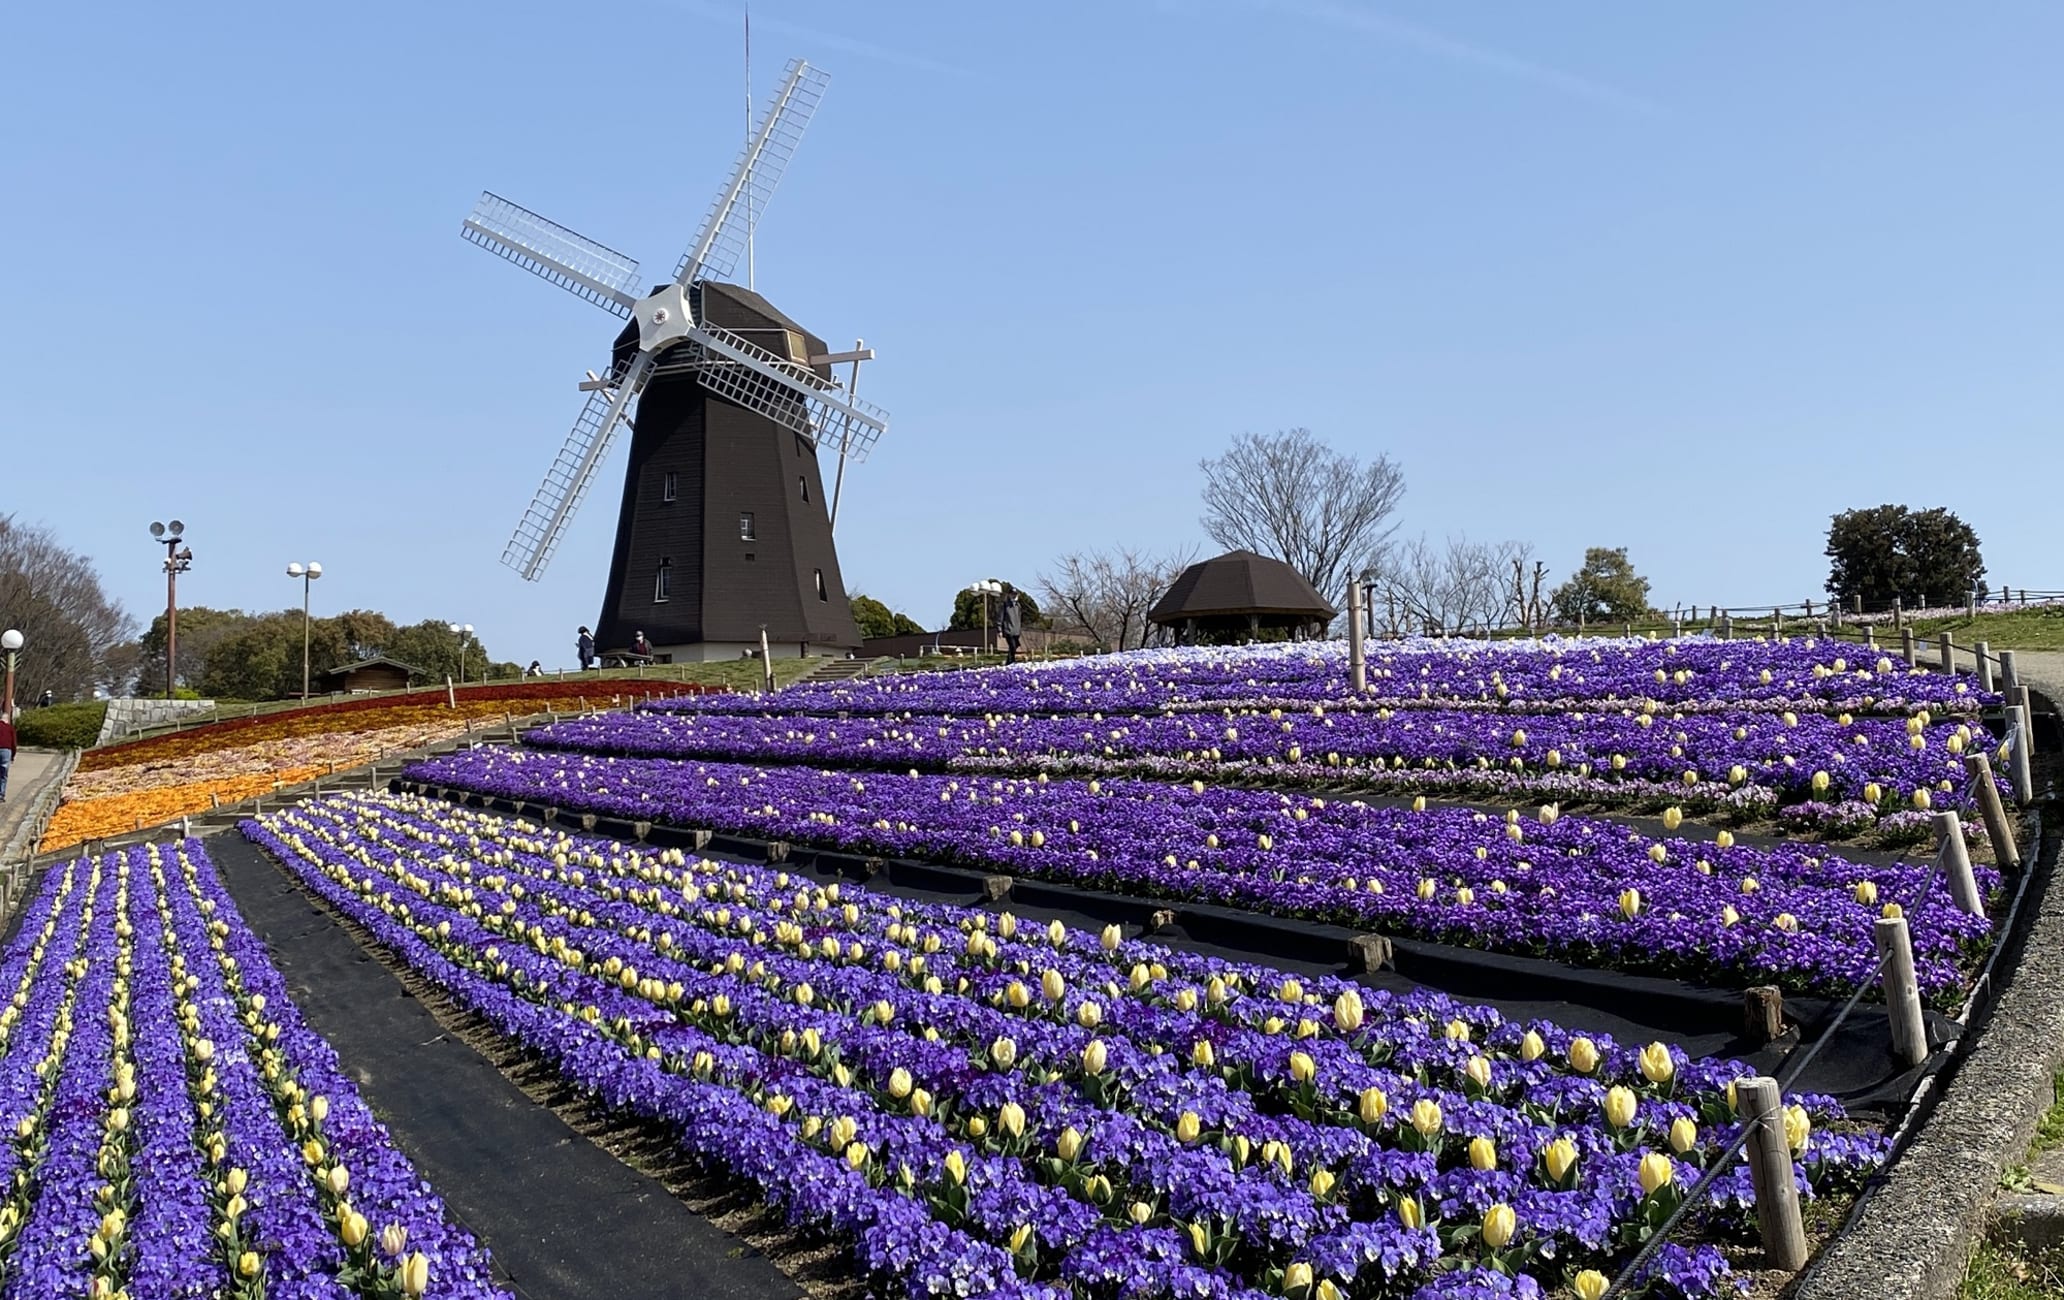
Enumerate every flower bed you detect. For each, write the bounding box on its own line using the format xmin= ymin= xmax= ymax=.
xmin=652 ymin=639 xmax=1990 ymax=719
xmin=0 ymin=836 xmax=507 ymax=1298
xmin=39 ymin=768 xmax=327 ymax=854
xmin=530 ymin=702 xmax=2003 ymax=822
xmin=401 ymin=750 xmax=1994 ymax=1000
xmin=246 ymin=792 xmax=1888 ymax=1300
xmin=83 ymin=680 xmax=713 ymax=772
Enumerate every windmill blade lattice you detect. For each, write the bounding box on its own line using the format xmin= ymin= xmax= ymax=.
xmin=672 ymin=59 xmax=830 ymax=286
xmin=671 ymin=321 xmax=887 ymax=463
xmin=464 ymin=193 xmax=642 ymax=317
xmin=502 ymin=354 xmax=653 ymax=581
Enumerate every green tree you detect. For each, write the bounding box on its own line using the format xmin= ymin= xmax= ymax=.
xmin=949 ymin=584 xmax=1043 ymax=632
xmin=382 ymin=621 xmax=490 ymax=686
xmin=136 ymin=606 xmax=249 ymax=696
xmin=331 ymin=609 xmax=399 ymax=662
xmin=1548 ymin=548 xmax=1654 ymax=626
xmin=852 ymin=594 xmax=927 ymax=640
xmin=1825 ymin=505 xmax=1985 ymax=612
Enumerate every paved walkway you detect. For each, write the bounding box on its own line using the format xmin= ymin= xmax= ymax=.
xmin=0 ymin=750 xmax=64 ymax=856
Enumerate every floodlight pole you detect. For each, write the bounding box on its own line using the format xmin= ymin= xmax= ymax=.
xmin=1 ymin=630 xmax=21 ymax=724
xmin=151 ymin=524 xmax=193 ymax=700
xmin=289 ymin=563 xmax=323 ymax=699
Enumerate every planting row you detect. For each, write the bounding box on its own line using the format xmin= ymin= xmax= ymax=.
xmin=655 ymin=640 xmax=1988 ymax=718
xmin=245 ymin=792 xmax=1889 ymax=1300
xmin=401 ymin=751 xmax=1996 ymax=1000
xmin=0 ymin=837 xmax=506 ymax=1299
xmin=534 ymin=701 xmax=2002 ymax=820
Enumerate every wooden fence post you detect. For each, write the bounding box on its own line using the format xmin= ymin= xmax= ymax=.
xmin=1900 ymin=626 xmax=1917 ymax=667
xmin=2007 ymin=704 xmax=2035 ymax=806
xmin=1346 ymin=580 xmax=1367 ymax=693
xmin=1864 ymin=625 xmax=1876 ymax=650
xmin=1874 ymin=915 xmax=1930 ymax=1066
xmin=1893 ymin=596 xmax=1904 ymax=629
xmin=1938 ymin=631 xmax=1954 ymax=673
xmin=2000 ymin=649 xmax=2020 ymax=694
xmin=1720 ymin=612 xmax=1732 ymax=640
xmin=1933 ymin=812 xmax=1985 ymax=917
xmin=1966 ymin=752 xmax=2022 ymax=869
xmin=1975 ymin=641 xmax=1995 ymax=693
xmin=1736 ymin=1077 xmax=1810 ymax=1271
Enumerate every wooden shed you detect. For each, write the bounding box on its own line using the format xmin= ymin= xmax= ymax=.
xmin=316 ymin=656 xmax=418 ymax=694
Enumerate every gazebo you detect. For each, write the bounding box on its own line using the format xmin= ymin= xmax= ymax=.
xmin=1148 ymin=550 xmax=1337 ymax=645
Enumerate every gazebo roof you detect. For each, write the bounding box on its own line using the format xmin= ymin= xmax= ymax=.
xmin=1149 ymin=550 xmax=1337 ymax=623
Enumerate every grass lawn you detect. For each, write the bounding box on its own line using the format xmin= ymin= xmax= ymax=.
xmin=1963 ymin=1240 xmax=2064 ymax=1300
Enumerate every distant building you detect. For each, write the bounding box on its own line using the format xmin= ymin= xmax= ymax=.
xmin=316 ymin=657 xmax=419 ymax=694
xmin=1149 ymin=549 xmax=1337 ymax=645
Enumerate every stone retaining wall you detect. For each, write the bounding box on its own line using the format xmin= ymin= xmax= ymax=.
xmin=97 ymin=698 xmax=217 ymax=744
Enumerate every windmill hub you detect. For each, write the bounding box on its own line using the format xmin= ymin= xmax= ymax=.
xmin=635 ymin=285 xmax=698 ymax=353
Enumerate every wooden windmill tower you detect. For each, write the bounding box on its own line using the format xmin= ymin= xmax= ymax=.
xmin=461 ymin=59 xmax=886 ymax=661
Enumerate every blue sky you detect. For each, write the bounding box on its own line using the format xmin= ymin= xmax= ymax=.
xmin=4 ymin=2 xmax=2060 ymax=666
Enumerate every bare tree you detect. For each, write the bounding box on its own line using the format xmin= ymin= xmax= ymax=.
xmin=1039 ymin=545 xmax=1197 ymax=653
xmin=0 ymin=516 xmax=137 ymax=704
xmin=1376 ymin=535 xmax=1534 ymax=636
xmin=1199 ymin=428 xmax=1405 ymax=602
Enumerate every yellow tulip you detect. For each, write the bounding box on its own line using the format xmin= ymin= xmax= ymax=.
xmin=1853 ymin=880 xmax=1878 ymax=906
xmin=1575 ymin=1268 xmax=1610 ymax=1300
xmin=998 ymin=1102 xmax=1026 ymax=1139
xmin=1056 ymin=1127 xmax=1084 ymax=1161
xmin=1638 ymin=1151 xmax=1674 ymax=1196
xmin=1568 ymin=1037 xmax=1599 ymax=1074
xmin=1358 ymin=1086 xmax=1388 ymax=1126
xmin=888 ymin=1068 xmax=913 ymax=1099
xmin=1082 ymin=1040 xmax=1108 ymax=1075
xmin=1784 ymin=1104 xmax=1811 ymax=1154
xmin=1445 ymin=1018 xmax=1471 ymax=1043
xmin=1100 ymin=923 xmax=1122 ymax=952
xmin=1468 ymin=1136 xmax=1497 ymax=1170
xmin=1410 ymin=1099 xmax=1443 ymax=1137
xmin=1284 ymin=1262 xmax=1314 ymax=1292
xmin=401 ymin=1252 xmax=431 ymax=1297
xmin=380 ymin=1223 xmax=409 ymax=1260
xmin=1076 ymin=1001 xmax=1103 ymax=1029
xmin=1464 ymin=1055 xmax=1492 ymax=1090
xmin=1604 ymin=1085 xmax=1638 ymax=1129
xmin=1289 ymin=1052 xmax=1317 ymax=1084
xmin=844 ymin=1141 xmax=869 ymax=1170
xmin=990 ymin=1037 xmax=1018 ymax=1069
xmin=1543 ymin=1137 xmax=1578 ymax=1183
xmin=1175 ymin=1112 xmax=1202 ymax=1144
xmin=1669 ymin=1117 xmax=1699 ymax=1154
xmin=1041 ymin=969 xmax=1066 ymax=1003
xmin=1481 ymin=1203 xmax=1517 ymax=1249
xmin=943 ymin=1150 xmax=967 ymax=1185
xmin=1397 ymin=1195 xmax=1423 ymax=1229
xmin=1316 ymin=1280 xmax=1342 ymax=1300
xmin=324 ymin=1165 xmax=349 ymax=1196
xmin=1519 ymin=1030 xmax=1545 ymax=1062
xmin=1639 ymin=1042 xmax=1675 ymax=1085
xmin=341 ymin=1209 xmax=370 ymax=1248
xmin=1008 ymin=1223 xmax=1033 ymax=1253
xmin=1309 ymin=1168 xmax=1336 ymax=1197
xmin=1662 ymin=807 xmax=1682 ymax=832
xmin=1333 ymin=989 xmax=1364 ymax=1034
xmin=238 ymin=1252 xmax=261 ymax=1280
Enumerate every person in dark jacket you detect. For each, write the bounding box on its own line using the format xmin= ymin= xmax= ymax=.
xmin=577 ymin=627 xmax=596 ymax=671
xmin=0 ymin=713 xmax=15 ymax=802
xmin=999 ymin=589 xmax=1023 ymax=666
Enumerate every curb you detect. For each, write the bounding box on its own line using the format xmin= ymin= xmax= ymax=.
xmin=1794 ymin=673 xmax=2062 ymax=1300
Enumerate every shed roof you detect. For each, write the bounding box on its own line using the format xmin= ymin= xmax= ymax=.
xmin=316 ymin=656 xmax=422 ymax=682
xmin=1148 ymin=550 xmax=1338 ymax=623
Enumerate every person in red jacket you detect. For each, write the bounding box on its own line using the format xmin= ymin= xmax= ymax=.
xmin=0 ymin=713 xmax=15 ymax=803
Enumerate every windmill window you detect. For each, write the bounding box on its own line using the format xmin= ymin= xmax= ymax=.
xmin=739 ymin=511 xmax=756 ymax=541
xmin=814 ymin=569 xmax=828 ymax=602
xmin=654 ymin=559 xmax=671 ymax=604
xmin=662 ymin=472 xmax=678 ymax=503
xmin=798 ymin=475 xmax=810 ymax=502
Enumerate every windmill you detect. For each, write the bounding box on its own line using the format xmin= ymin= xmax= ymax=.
xmin=462 ymin=58 xmax=886 ymax=662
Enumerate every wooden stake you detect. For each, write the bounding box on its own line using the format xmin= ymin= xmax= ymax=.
xmin=2000 ymin=649 xmax=2020 ymax=694
xmin=1933 ymin=812 xmax=1985 ymax=917
xmin=2007 ymin=704 xmax=2035 ymax=806
xmin=1975 ymin=641 xmax=1995 ymax=693
xmin=1900 ymin=626 xmax=1916 ymax=667
xmin=1864 ymin=625 xmax=1876 ymax=650
xmin=1938 ymin=631 xmax=1954 ymax=674
xmin=1966 ymin=752 xmax=2022 ymax=869
xmin=1736 ymin=1076 xmax=1811 ymax=1272
xmin=1743 ymin=986 xmax=1784 ymax=1045
xmin=1346 ymin=580 xmax=1367 ymax=694
xmin=1874 ymin=915 xmax=1929 ymax=1067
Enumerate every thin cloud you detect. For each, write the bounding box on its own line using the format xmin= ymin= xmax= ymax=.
xmin=650 ymin=0 xmax=975 ymax=79
xmin=1181 ymin=0 xmax=1663 ymax=116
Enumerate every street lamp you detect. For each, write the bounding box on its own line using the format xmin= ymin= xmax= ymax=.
xmin=148 ymin=520 xmax=193 ymax=700
xmin=1 ymin=629 xmax=21 ymax=723
xmin=967 ymin=580 xmax=1002 ymax=655
xmin=448 ymin=624 xmax=475 ymax=684
xmin=286 ymin=562 xmax=323 ymax=699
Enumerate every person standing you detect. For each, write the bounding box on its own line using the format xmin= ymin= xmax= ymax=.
xmin=577 ymin=626 xmax=596 ymax=671
xmin=632 ymin=630 xmax=653 ymax=662
xmin=0 ymin=711 xmax=15 ymax=803
xmin=999 ymin=589 xmax=1023 ymax=666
